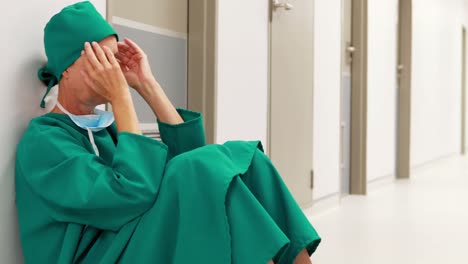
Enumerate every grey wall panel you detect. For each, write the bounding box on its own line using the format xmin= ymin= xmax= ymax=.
xmin=113 ymin=24 xmax=187 ymax=123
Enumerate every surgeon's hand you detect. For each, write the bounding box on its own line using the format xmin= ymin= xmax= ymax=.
xmin=80 ymin=41 xmax=130 ymax=103
xmin=81 ymin=41 xmax=141 ymax=135
xmin=116 ymin=38 xmax=158 ymax=93
xmin=116 ymin=38 xmax=183 ymax=125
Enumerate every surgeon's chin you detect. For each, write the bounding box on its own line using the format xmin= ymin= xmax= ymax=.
xmin=93 ymin=95 xmax=110 ymax=106
xmin=87 ymin=90 xmax=110 ymax=106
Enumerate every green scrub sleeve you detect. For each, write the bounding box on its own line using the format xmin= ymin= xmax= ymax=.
xmin=157 ymin=108 xmax=207 ymax=160
xmin=17 ymin=127 xmax=168 ymax=232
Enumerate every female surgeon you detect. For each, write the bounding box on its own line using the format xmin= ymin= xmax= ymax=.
xmin=15 ymin=2 xmax=320 ymax=264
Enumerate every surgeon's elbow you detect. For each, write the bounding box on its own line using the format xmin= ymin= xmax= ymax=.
xmin=112 ymin=170 xmax=161 ymax=209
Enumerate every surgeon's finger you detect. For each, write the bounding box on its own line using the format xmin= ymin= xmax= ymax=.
xmin=84 ymin=42 xmax=103 ymax=70
xmin=117 ymin=43 xmax=134 ymax=62
xmin=117 ymin=58 xmax=129 ymax=73
xmin=103 ymin=46 xmax=119 ymax=66
xmin=118 ymin=41 xmax=136 ymax=55
xmin=117 ymin=42 xmax=129 ymax=51
xmin=81 ymin=50 xmax=95 ymax=76
xmin=124 ymin=38 xmax=145 ymax=55
xmin=115 ymin=52 xmax=131 ymax=66
xmin=80 ymin=70 xmax=95 ymax=89
xmin=92 ymin=42 xmax=111 ymax=68
xmin=115 ymin=47 xmax=127 ymax=59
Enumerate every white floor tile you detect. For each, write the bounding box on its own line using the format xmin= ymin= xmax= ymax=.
xmin=307 ymin=156 xmax=468 ymax=264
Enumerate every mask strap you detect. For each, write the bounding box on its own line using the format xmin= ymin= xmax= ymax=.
xmin=87 ymin=128 xmax=100 ymax=157
xmin=56 ymin=102 xmax=71 ymax=115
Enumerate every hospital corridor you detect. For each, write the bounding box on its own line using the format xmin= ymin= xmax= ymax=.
xmin=2 ymin=0 xmax=468 ymax=263
xmin=308 ymin=157 xmax=468 ymax=263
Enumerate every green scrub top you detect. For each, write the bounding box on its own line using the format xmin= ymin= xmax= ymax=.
xmin=15 ymin=109 xmax=320 ymax=264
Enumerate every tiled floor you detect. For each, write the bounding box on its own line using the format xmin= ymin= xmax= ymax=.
xmin=307 ymin=156 xmax=468 ymax=264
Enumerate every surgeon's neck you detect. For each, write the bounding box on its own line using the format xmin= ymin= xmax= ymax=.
xmin=51 ymin=88 xmax=97 ymax=115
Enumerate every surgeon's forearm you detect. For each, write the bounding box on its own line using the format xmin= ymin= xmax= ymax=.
xmin=111 ymin=92 xmax=142 ymax=135
xmin=138 ymin=78 xmax=184 ymax=125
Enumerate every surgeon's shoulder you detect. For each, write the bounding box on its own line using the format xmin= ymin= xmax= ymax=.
xmin=16 ymin=116 xmax=78 ymax=182
xmin=18 ymin=114 xmax=74 ymax=151
xmin=23 ymin=114 xmax=66 ymax=135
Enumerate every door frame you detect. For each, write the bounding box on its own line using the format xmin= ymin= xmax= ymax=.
xmin=350 ymin=0 xmax=368 ymax=195
xmin=187 ymin=0 xmax=218 ymax=144
xmin=396 ymin=0 xmax=412 ymax=179
xmin=461 ymin=26 xmax=466 ymax=155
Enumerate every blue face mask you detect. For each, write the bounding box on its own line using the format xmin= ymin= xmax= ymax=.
xmin=56 ymin=102 xmax=115 ymax=156
xmin=56 ymin=102 xmax=115 ymax=132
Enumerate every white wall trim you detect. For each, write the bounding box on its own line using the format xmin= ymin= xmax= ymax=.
xmin=112 ymin=16 xmax=188 ymax=40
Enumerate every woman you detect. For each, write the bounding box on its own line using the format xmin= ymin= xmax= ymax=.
xmin=15 ymin=2 xmax=320 ymax=264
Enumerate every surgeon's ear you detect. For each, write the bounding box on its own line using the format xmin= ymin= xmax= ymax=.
xmin=63 ymin=69 xmax=70 ymax=80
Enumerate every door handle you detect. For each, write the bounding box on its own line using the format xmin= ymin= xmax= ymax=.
xmin=346 ymin=43 xmax=355 ymax=64
xmin=272 ymin=0 xmax=294 ymax=11
xmin=347 ymin=46 xmax=356 ymax=53
xmin=397 ymin=64 xmax=404 ymax=81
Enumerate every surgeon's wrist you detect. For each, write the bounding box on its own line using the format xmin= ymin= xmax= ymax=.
xmin=138 ymin=78 xmax=160 ymax=96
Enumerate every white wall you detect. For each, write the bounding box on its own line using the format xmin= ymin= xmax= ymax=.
xmin=216 ymin=0 xmax=269 ymax=145
xmin=367 ymin=0 xmax=399 ymax=181
xmin=411 ymin=0 xmax=466 ymax=167
xmin=313 ymin=0 xmax=342 ymax=199
xmin=1 ymin=1 xmax=106 ymax=262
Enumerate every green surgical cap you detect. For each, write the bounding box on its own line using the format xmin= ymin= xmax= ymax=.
xmin=38 ymin=1 xmax=118 ymax=108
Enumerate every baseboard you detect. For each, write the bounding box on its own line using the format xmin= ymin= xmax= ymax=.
xmin=303 ymin=193 xmax=341 ymax=218
xmin=365 ymin=153 xmax=460 ymax=193
xmin=367 ymin=175 xmax=396 ymax=193
xmin=410 ymin=153 xmax=459 ymax=174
